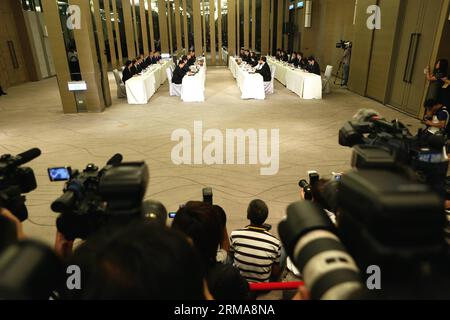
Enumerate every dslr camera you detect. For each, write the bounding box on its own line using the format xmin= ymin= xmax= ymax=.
xmin=50 ymin=154 xmax=150 ymax=240
xmin=336 ymin=40 xmax=351 ymax=49
xmin=0 ymin=148 xmax=41 ymax=221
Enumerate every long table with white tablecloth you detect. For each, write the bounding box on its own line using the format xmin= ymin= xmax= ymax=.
xmin=267 ymin=57 xmax=322 ymax=100
xmin=125 ymin=59 xmax=174 ymax=104
xmin=181 ymin=64 xmax=207 ymax=102
xmin=229 ymin=56 xmax=265 ymax=100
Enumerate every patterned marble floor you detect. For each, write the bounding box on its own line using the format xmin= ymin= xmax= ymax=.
xmin=0 ymin=67 xmax=420 ymax=245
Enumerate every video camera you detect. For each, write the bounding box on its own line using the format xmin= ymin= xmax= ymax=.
xmin=336 ymin=40 xmax=351 ymax=49
xmin=50 ymin=154 xmax=150 ymax=240
xmin=0 ymin=148 xmax=41 ymax=221
xmin=278 ymin=113 xmax=450 ymax=299
xmin=339 ymin=110 xmax=448 ymax=195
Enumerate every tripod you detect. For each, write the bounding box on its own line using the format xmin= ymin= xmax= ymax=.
xmin=334 ymin=59 xmax=344 ymax=85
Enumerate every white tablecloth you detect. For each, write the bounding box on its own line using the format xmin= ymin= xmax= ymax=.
xmin=267 ymin=57 xmax=322 ymax=100
xmin=125 ymin=66 xmax=158 ymax=104
xmin=229 ymin=57 xmax=265 ymax=100
xmin=181 ymin=65 xmax=206 ymax=102
xmin=267 ymin=58 xmax=288 ymax=85
xmin=286 ymin=68 xmax=322 ymax=100
xmin=125 ymin=59 xmax=174 ymax=104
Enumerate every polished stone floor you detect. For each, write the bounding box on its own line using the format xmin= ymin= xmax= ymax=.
xmin=0 ymin=67 xmax=420 ymax=245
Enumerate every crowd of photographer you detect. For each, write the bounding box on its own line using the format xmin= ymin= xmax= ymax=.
xmin=1 ymin=108 xmax=450 ymax=300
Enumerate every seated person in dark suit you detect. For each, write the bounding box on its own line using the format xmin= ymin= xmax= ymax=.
xmin=243 ymin=50 xmax=252 ymax=64
xmin=276 ymin=49 xmax=282 ymax=60
xmin=145 ymin=52 xmax=154 ymax=67
xmin=151 ymin=52 xmax=158 ymax=64
xmin=306 ymin=56 xmax=321 ymax=75
xmin=172 ymin=60 xmax=188 ymax=85
xmin=133 ymin=57 xmax=143 ymax=74
xmin=249 ymin=52 xmax=258 ymax=67
xmin=290 ymin=52 xmax=299 ymax=67
xmin=281 ymin=51 xmax=289 ymax=62
xmin=239 ymin=48 xmax=245 ymax=59
xmin=181 ymin=56 xmax=191 ymax=73
xmin=297 ymin=52 xmax=307 ymax=69
xmin=139 ymin=54 xmax=147 ymax=69
xmin=189 ymin=50 xmax=196 ymax=65
xmin=122 ymin=60 xmax=134 ymax=83
xmin=155 ymin=52 xmax=162 ymax=61
xmin=255 ymin=56 xmax=272 ymax=82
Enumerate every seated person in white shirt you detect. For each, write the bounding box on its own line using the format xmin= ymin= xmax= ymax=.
xmin=255 ymin=56 xmax=272 ymax=82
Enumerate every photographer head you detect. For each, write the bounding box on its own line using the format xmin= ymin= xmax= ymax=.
xmin=172 ymin=201 xmax=222 ymax=268
xmin=65 ymin=221 xmax=207 ymax=300
xmin=247 ymin=199 xmax=269 ymax=227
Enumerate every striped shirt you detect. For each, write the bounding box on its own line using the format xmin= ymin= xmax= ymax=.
xmin=230 ymin=226 xmax=281 ymax=283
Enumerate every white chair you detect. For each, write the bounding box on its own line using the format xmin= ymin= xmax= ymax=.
xmin=113 ymin=69 xmax=127 ymax=98
xmin=322 ymin=65 xmax=334 ymax=94
xmin=166 ymin=68 xmax=182 ymax=97
xmin=264 ymin=65 xmax=276 ymax=94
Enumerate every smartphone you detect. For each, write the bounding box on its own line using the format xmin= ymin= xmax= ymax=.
xmin=168 ymin=212 xmax=177 ymax=219
xmin=48 ymin=167 xmax=71 ymax=182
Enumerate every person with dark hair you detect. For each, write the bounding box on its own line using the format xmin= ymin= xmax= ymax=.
xmin=290 ymin=52 xmax=298 ymax=66
xmin=230 ymin=199 xmax=282 ymax=283
xmin=280 ymin=51 xmax=289 ymax=62
xmin=426 ymin=59 xmax=448 ymax=101
xmin=297 ymin=52 xmax=307 ymax=69
xmin=423 ymin=98 xmax=449 ymax=135
xmin=172 ymin=201 xmax=249 ymax=300
xmin=145 ymin=52 xmax=154 ymax=67
xmin=255 ymin=56 xmax=272 ymax=82
xmin=64 ymin=221 xmax=208 ymax=300
xmin=249 ymin=52 xmax=258 ymax=67
xmin=172 ymin=59 xmax=188 ymax=85
xmin=306 ymin=56 xmax=321 ymax=75
xmin=122 ymin=60 xmax=134 ymax=83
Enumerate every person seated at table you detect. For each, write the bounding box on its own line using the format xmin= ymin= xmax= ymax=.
xmin=181 ymin=56 xmax=191 ymax=73
xmin=297 ymin=52 xmax=307 ymax=69
xmin=306 ymin=56 xmax=321 ymax=75
xmin=280 ymin=51 xmax=289 ymax=62
xmin=145 ymin=52 xmax=154 ymax=67
xmin=290 ymin=52 xmax=299 ymax=67
xmin=276 ymin=49 xmax=282 ymax=60
xmin=255 ymin=56 xmax=272 ymax=82
xmin=172 ymin=59 xmax=188 ymax=85
xmin=151 ymin=51 xmax=158 ymax=64
xmin=249 ymin=52 xmax=258 ymax=67
xmin=134 ymin=57 xmax=144 ymax=74
xmin=138 ymin=54 xmax=148 ymax=69
xmin=240 ymin=48 xmax=245 ymax=59
xmin=122 ymin=60 xmax=134 ymax=83
xmin=189 ymin=50 xmax=197 ymax=65
xmin=243 ymin=50 xmax=252 ymax=64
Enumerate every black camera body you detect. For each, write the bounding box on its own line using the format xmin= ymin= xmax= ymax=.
xmin=336 ymin=40 xmax=351 ymax=49
xmin=339 ymin=114 xmax=449 ymax=195
xmin=0 ymin=148 xmax=41 ymax=221
xmin=51 ymin=154 xmax=150 ymax=240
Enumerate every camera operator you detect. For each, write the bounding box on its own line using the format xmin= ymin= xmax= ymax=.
xmin=172 ymin=201 xmax=249 ymax=300
xmin=342 ymin=42 xmax=352 ymax=87
xmin=422 ymin=98 xmax=449 ymax=135
xmin=63 ymin=220 xmax=210 ymax=300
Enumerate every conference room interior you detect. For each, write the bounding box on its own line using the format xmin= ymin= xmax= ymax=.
xmin=1 ymin=0 xmax=450 ymax=300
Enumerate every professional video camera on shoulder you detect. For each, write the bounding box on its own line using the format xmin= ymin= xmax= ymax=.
xmin=49 ymin=154 xmax=150 ymax=240
xmin=339 ymin=109 xmax=449 ymax=195
xmin=0 ymin=148 xmax=41 ymax=221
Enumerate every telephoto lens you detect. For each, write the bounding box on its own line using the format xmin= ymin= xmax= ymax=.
xmin=298 ymin=180 xmax=313 ymax=200
xmin=278 ymin=201 xmax=363 ymax=300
